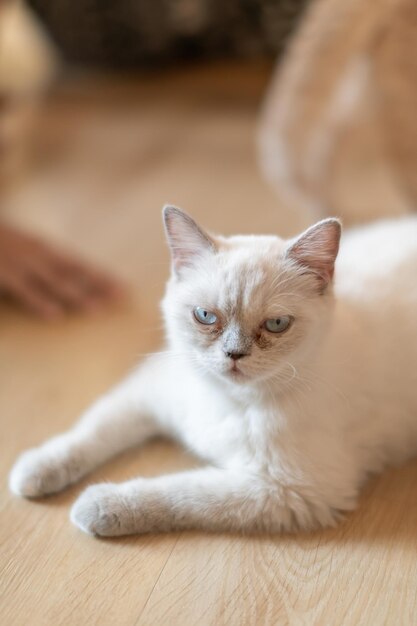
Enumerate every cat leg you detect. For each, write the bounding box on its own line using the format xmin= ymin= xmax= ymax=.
xmin=71 ymin=466 xmax=343 ymax=536
xmin=9 ymin=376 xmax=162 ymax=498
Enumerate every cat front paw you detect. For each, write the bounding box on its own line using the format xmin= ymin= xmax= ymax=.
xmin=70 ymin=484 xmax=136 ymax=537
xmin=9 ymin=446 xmax=80 ymax=497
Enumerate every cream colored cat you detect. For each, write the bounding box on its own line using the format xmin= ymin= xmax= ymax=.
xmin=259 ymin=0 xmax=417 ymax=225
xmin=9 ymin=206 xmax=417 ymax=535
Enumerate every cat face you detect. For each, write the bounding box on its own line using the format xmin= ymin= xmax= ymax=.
xmin=162 ymin=206 xmax=341 ymax=387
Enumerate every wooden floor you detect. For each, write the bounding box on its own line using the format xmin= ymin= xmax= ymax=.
xmin=1 ymin=62 xmax=417 ymax=626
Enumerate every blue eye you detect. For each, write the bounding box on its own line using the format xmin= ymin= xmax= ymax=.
xmin=194 ymin=307 xmax=218 ymax=325
xmin=264 ymin=315 xmax=292 ymax=333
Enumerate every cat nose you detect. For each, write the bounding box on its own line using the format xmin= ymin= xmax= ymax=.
xmin=225 ymin=351 xmax=248 ymax=361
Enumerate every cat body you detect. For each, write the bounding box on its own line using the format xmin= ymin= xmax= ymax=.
xmin=9 ymin=208 xmax=417 ymax=535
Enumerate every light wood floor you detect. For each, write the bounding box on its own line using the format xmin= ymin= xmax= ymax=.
xmin=1 ymin=62 xmax=417 ymax=626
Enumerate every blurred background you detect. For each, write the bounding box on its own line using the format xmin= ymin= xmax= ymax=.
xmin=0 ymin=0 xmax=312 ymax=321
xmin=26 ymin=0 xmax=307 ymax=67
xmin=0 ymin=0 xmax=416 ymax=320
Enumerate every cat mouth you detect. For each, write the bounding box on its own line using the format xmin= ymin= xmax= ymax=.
xmin=227 ymin=364 xmax=246 ymax=379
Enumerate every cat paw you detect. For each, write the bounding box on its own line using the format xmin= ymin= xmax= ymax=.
xmin=70 ymin=484 xmax=135 ymax=537
xmin=9 ymin=446 xmax=79 ymax=497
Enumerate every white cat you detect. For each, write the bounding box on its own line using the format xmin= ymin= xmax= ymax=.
xmin=9 ymin=207 xmax=417 ymax=535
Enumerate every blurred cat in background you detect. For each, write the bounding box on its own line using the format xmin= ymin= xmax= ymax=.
xmin=0 ymin=0 xmax=57 ymax=181
xmin=260 ymin=0 xmax=417 ymax=225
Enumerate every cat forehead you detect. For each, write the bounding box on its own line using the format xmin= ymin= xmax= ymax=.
xmin=193 ymin=235 xmax=289 ymax=309
xmin=217 ymin=234 xmax=286 ymax=267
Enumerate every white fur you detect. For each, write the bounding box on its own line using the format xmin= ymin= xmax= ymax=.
xmin=9 ymin=210 xmax=417 ymax=536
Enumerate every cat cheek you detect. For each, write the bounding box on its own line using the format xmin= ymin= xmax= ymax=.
xmin=254 ymin=333 xmax=273 ymax=350
xmin=195 ymin=332 xmax=218 ymax=349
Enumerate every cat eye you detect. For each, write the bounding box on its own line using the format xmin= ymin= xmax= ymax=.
xmin=194 ymin=307 xmax=218 ymax=325
xmin=264 ymin=315 xmax=292 ymax=334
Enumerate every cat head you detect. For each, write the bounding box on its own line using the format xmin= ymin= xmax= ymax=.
xmin=162 ymin=206 xmax=341 ymax=388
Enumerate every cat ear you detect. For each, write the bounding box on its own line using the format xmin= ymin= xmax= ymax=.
xmin=163 ymin=205 xmax=216 ymax=274
xmin=286 ymin=218 xmax=342 ymax=291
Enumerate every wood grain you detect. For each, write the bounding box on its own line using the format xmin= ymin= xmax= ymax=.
xmin=1 ymin=61 xmax=416 ymax=626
